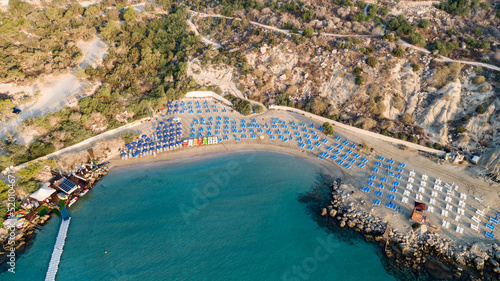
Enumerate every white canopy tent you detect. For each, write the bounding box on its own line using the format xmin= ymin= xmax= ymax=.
xmin=30 ymin=184 xmax=56 ymax=202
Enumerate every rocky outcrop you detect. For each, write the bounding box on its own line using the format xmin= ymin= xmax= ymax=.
xmin=323 ymin=180 xmax=500 ymax=280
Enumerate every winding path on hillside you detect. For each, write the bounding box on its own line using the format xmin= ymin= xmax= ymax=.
xmin=189 ymin=11 xmax=500 ymax=72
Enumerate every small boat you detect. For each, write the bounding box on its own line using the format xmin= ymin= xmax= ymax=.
xmin=68 ymin=197 xmax=79 ymax=207
xmin=79 ymin=189 xmax=89 ymax=196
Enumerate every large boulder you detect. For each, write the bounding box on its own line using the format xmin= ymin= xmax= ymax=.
xmin=417 ymin=225 xmax=428 ymax=235
xmin=471 ymin=242 xmax=489 ymax=260
xmin=475 ymin=257 xmax=485 ymax=271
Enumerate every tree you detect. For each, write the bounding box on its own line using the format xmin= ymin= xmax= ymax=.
xmin=322 ymin=122 xmax=334 ymax=135
xmin=252 ymin=104 xmax=264 ymax=113
xmin=46 ymin=8 xmax=62 ymax=21
xmin=366 ymin=56 xmax=378 ymax=67
xmin=123 ymin=7 xmax=137 ymax=23
xmin=412 ymin=64 xmax=420 ymax=72
xmin=353 ymin=67 xmax=363 ymax=75
xmin=476 ymin=104 xmax=485 ymax=114
xmin=306 ymin=97 xmax=328 ymax=115
xmin=107 ymin=8 xmax=120 ymax=21
xmin=392 ymin=48 xmax=404 ymax=57
xmin=302 ymin=26 xmax=314 ymax=38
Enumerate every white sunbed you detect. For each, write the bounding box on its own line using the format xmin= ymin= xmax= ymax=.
xmin=445 ymin=196 xmax=452 ymax=203
xmin=441 ymin=209 xmax=449 ymax=217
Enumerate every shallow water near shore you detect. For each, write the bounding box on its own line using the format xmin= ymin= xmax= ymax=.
xmin=4 ymin=151 xmax=397 ymax=281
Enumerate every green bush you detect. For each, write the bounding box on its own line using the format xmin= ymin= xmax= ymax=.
xmin=419 ymin=19 xmax=430 ymax=28
xmin=429 ymin=41 xmax=459 ymax=55
xmin=252 ymin=104 xmax=264 ymax=113
xmin=355 ymin=75 xmax=366 ymax=85
xmin=476 ymin=104 xmax=485 ymax=114
xmin=366 ymin=56 xmax=378 ymax=67
xmin=409 ymin=32 xmax=426 ymax=48
xmin=302 ymin=26 xmax=314 ymax=38
xmin=353 ymin=67 xmax=363 ymax=75
xmin=456 ymin=126 xmax=467 ymax=133
xmin=392 ymin=48 xmax=404 ymax=57
xmin=412 ymin=64 xmax=420 ymax=72
xmin=322 ymin=122 xmax=334 ymax=135
xmin=387 ymin=15 xmax=414 ymax=36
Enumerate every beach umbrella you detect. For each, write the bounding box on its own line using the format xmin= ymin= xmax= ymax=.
xmin=170 ymin=129 xmax=175 ymax=133
xmin=142 ymin=148 xmax=148 ymax=153
xmin=167 ymin=118 xmax=172 ymax=122
xmin=175 ymin=104 xmax=179 ymax=107
xmin=177 ymin=132 xmax=181 ymax=135
xmin=145 ymin=137 xmax=151 ymax=142
xmin=168 ymin=101 xmax=172 ymax=104
xmin=156 ymin=145 xmax=161 ymax=150
xmin=177 ymin=122 xmax=182 ymax=126
xmin=149 ymin=147 xmax=154 ymax=151
xmin=163 ymin=144 xmax=168 ymax=148
xmin=158 ymin=135 xmax=163 ymax=139
xmin=131 ymin=142 xmax=137 ymax=146
xmin=176 ymin=141 xmax=182 ymax=145
xmin=149 ymin=142 xmax=154 ymax=146
xmin=169 ymin=138 xmax=174 ymax=142
xmin=162 ymin=139 xmax=167 ymax=143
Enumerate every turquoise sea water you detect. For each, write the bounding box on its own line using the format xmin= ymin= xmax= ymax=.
xmin=4 ymin=151 xmax=396 ymax=281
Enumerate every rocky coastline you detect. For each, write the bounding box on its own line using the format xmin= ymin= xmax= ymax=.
xmin=0 ymin=165 xmax=110 ymax=268
xmin=322 ymin=180 xmax=500 ymax=280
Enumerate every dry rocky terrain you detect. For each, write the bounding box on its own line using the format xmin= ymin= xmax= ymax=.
xmin=189 ymin=2 xmax=500 ymax=159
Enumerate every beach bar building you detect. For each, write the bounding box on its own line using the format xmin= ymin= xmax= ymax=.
xmin=411 ymin=201 xmax=427 ymax=223
xmin=29 ymin=183 xmax=59 ymax=206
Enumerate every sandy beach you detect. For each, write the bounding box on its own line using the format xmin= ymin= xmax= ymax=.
xmin=108 ymin=103 xmax=499 ymax=245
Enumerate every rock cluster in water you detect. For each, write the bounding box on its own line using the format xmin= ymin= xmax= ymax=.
xmin=322 ymin=181 xmax=500 ymax=280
